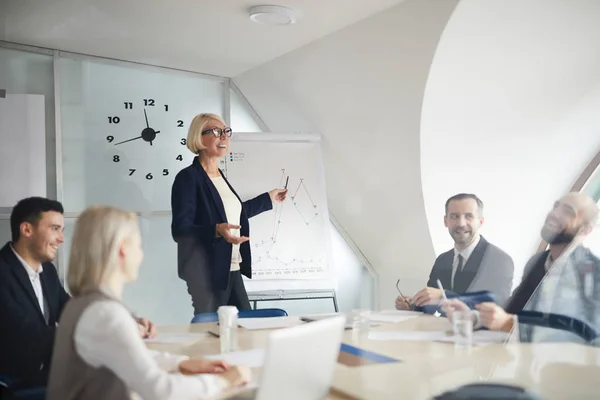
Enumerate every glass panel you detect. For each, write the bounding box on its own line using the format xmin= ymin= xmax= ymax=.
xmin=62 ymin=215 xmax=194 ymax=326
xmin=58 ymin=56 xmax=225 ymax=213
xmin=0 ymin=47 xmax=55 ymax=199
xmin=581 ymin=163 xmax=600 ymax=201
xmin=0 ymin=219 xmax=11 ymax=246
xmin=332 ymin=223 xmax=374 ymax=312
xmin=230 ymin=87 xmax=263 ymax=132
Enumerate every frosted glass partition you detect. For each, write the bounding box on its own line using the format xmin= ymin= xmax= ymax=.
xmin=61 ymin=215 xmax=194 ymax=325
xmin=230 ymin=88 xmax=263 ymax=132
xmin=61 ymin=215 xmax=374 ymax=324
xmin=0 ymin=47 xmax=55 ymax=199
xmin=58 ymin=56 xmax=226 ymax=213
xmin=0 ymin=220 xmax=11 ymax=246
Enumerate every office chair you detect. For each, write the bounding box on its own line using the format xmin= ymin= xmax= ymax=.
xmin=516 ymin=310 xmax=600 ymax=343
xmin=433 ymin=383 xmax=545 ymax=399
xmin=191 ymin=308 xmax=288 ymax=324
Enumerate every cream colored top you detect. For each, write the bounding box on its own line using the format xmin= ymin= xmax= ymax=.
xmin=73 ymin=292 xmax=228 ymax=399
xmin=211 ymin=176 xmax=243 ymax=271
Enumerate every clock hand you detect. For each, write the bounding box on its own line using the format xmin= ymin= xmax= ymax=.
xmin=144 ymin=108 xmax=149 ymax=128
xmin=113 ymin=130 xmax=160 ymax=146
xmin=114 ymin=136 xmax=143 ymax=145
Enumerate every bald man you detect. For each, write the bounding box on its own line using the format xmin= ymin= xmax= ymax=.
xmin=444 ymin=192 xmax=600 ymax=338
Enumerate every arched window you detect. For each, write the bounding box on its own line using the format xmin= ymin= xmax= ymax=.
xmin=536 ymin=150 xmax=600 ymax=252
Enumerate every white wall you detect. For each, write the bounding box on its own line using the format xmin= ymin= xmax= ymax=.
xmin=420 ymin=0 xmax=600 ymax=285
xmin=235 ymin=0 xmax=459 ymax=308
xmin=236 ymin=0 xmax=600 ymax=308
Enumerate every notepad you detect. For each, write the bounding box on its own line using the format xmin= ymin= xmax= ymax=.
xmin=364 ymin=310 xmax=422 ymax=323
xmin=438 ymin=330 xmax=510 ymax=345
xmin=205 ymin=348 xmax=266 ymax=368
xmin=369 ymin=330 xmax=510 ymax=344
xmin=368 ymin=331 xmax=449 ymax=341
xmin=237 ymin=316 xmax=302 ymax=330
xmin=144 ymin=332 xmax=208 ymax=344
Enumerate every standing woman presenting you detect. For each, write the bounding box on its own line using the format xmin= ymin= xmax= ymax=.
xmin=171 ymin=113 xmax=286 ymax=314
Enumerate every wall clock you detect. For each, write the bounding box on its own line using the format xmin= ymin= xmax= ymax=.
xmin=104 ymin=99 xmax=189 ymax=181
xmin=59 ymin=55 xmax=225 ymax=212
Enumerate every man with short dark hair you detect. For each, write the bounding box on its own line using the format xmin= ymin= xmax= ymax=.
xmin=396 ymin=193 xmax=514 ymax=309
xmin=0 ymin=197 xmax=156 ymax=390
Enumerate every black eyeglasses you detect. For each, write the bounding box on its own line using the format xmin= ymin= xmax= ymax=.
xmin=396 ymin=279 xmax=416 ymax=310
xmin=202 ymin=127 xmax=233 ymax=138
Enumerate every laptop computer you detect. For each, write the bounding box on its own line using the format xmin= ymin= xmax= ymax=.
xmin=229 ymin=315 xmax=346 ymax=400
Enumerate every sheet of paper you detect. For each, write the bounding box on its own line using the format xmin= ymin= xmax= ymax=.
xmin=437 ymin=330 xmax=510 ymax=345
xmin=368 ymin=331 xmax=449 ymax=341
xmin=364 ymin=310 xmax=422 ymax=323
xmin=238 ymin=316 xmax=302 ymax=330
xmin=144 ymin=332 xmax=208 ymax=344
xmin=205 ymin=348 xmax=266 ymax=368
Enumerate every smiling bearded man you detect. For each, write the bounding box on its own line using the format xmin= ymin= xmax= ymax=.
xmin=395 ymin=193 xmax=514 ymax=311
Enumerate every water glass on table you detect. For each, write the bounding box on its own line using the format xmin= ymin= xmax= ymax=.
xmin=217 ymin=305 xmax=239 ymax=353
xmin=349 ymin=309 xmax=370 ymax=339
xmin=451 ymin=310 xmax=473 ymax=349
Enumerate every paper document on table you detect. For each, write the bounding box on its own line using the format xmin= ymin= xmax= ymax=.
xmin=365 ymin=310 xmax=422 ymax=323
xmin=144 ymin=332 xmax=208 ymax=344
xmin=205 ymin=348 xmax=266 ymax=368
xmin=438 ymin=330 xmax=510 ymax=345
xmin=238 ymin=316 xmax=302 ymax=330
xmin=368 ymin=331 xmax=449 ymax=341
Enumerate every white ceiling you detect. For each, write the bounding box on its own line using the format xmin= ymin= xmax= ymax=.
xmin=0 ymin=0 xmax=407 ymax=77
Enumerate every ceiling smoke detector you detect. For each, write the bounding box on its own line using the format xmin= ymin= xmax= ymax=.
xmin=249 ymin=5 xmax=299 ymax=25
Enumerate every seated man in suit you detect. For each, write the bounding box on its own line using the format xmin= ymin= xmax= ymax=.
xmin=396 ymin=193 xmax=514 ymax=310
xmin=0 ymin=197 xmax=157 ymax=389
xmin=444 ymin=192 xmax=600 ymax=341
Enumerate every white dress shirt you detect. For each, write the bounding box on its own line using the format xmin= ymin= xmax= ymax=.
xmin=11 ymin=245 xmax=46 ymax=319
xmin=451 ymin=235 xmax=480 ymax=290
xmin=211 ymin=176 xmax=243 ymax=271
xmin=74 ymin=293 xmax=228 ymax=400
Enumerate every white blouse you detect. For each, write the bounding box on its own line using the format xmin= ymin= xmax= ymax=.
xmin=211 ymin=176 xmax=243 ymax=271
xmin=74 ymin=299 xmax=228 ymax=400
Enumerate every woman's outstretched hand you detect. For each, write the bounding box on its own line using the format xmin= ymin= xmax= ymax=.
xmin=216 ymin=223 xmax=249 ymax=244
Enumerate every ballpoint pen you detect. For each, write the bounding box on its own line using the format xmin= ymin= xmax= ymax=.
xmin=436 ymin=279 xmax=448 ymax=302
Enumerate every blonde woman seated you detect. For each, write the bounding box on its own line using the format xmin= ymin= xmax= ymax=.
xmin=47 ymin=206 xmax=251 ymax=400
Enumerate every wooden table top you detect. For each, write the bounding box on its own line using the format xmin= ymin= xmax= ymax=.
xmin=148 ymin=314 xmax=600 ymax=399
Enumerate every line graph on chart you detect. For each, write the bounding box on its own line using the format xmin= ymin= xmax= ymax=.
xmin=218 ymin=140 xmax=330 ymax=280
xmin=251 ymin=169 xmax=325 ymax=279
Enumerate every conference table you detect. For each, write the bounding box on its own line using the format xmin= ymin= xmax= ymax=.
xmin=147 ymin=313 xmax=600 ymax=399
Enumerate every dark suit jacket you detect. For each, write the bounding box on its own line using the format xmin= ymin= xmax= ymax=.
xmin=171 ymin=156 xmax=273 ymax=290
xmin=0 ymin=242 xmax=70 ymax=387
xmin=425 ymin=236 xmax=514 ymax=306
xmin=505 ymin=251 xmax=549 ymax=314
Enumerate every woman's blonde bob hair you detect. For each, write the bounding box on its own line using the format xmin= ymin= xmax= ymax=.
xmin=67 ymin=205 xmax=139 ymax=296
xmin=186 ymin=113 xmax=227 ymax=154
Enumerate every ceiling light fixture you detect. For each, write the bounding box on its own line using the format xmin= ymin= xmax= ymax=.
xmin=249 ymin=5 xmax=299 ymax=25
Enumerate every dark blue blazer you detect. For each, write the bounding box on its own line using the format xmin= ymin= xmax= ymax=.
xmin=0 ymin=242 xmax=70 ymax=387
xmin=171 ymin=157 xmax=273 ymax=290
